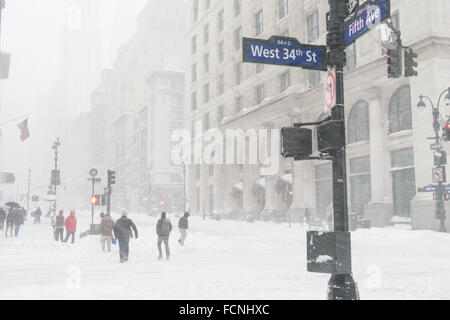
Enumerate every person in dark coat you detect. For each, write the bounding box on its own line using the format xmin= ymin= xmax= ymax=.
xmin=156 ymin=212 xmax=172 ymax=260
xmin=0 ymin=207 xmax=6 ymax=230
xmin=178 ymin=212 xmax=190 ymax=246
xmin=5 ymin=208 xmax=15 ymax=237
xmin=55 ymin=210 xmax=65 ymax=242
xmin=14 ymin=210 xmax=24 ymax=237
xmin=113 ymin=212 xmax=138 ymax=263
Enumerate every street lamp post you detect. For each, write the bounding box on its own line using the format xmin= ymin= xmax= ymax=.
xmin=51 ymin=138 xmax=61 ymax=218
xmin=417 ymin=88 xmax=450 ymax=233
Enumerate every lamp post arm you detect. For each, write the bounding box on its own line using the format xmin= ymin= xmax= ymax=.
xmin=437 ymin=88 xmax=450 ymax=118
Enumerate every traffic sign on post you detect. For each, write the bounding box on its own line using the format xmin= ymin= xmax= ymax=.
xmin=89 ymin=168 xmax=98 ymax=178
xmin=243 ymin=36 xmax=327 ymax=71
xmin=433 ymin=167 xmax=446 ymax=184
xmin=344 ymin=0 xmax=391 ymax=46
xmin=324 ymin=67 xmax=337 ymax=111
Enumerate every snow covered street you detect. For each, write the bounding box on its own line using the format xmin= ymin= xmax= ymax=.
xmin=1 ymin=212 xmax=450 ymax=300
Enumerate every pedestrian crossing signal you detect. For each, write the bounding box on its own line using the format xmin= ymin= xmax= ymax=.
xmin=91 ymin=196 xmax=98 ymax=205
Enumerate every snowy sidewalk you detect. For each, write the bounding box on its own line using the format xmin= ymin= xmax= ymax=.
xmin=1 ymin=213 xmax=450 ymax=300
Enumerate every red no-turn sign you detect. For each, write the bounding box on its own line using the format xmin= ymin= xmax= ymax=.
xmin=324 ymin=67 xmax=336 ymax=111
xmin=432 ymin=167 xmax=446 ymax=184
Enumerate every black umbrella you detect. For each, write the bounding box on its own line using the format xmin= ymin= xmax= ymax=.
xmin=5 ymin=202 xmax=21 ymax=208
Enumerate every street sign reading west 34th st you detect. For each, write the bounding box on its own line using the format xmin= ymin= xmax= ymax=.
xmin=243 ymin=36 xmax=327 ymax=71
xmin=344 ymin=0 xmax=391 ymax=46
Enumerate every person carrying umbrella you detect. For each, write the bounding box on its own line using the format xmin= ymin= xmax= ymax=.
xmin=5 ymin=208 xmax=15 ymax=237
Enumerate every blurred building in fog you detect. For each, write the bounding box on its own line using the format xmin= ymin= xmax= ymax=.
xmin=184 ymin=0 xmax=450 ymax=231
xmin=63 ymin=0 xmax=186 ymax=213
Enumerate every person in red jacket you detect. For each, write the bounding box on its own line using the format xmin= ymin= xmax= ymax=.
xmin=64 ymin=211 xmax=77 ymax=244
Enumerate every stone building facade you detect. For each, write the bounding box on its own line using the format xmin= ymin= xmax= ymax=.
xmin=185 ymin=0 xmax=450 ymax=231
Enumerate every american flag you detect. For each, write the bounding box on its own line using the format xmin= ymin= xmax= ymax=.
xmin=18 ymin=118 xmax=30 ymax=142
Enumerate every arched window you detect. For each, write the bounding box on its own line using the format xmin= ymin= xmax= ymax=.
xmin=389 ymin=85 xmax=412 ymax=134
xmin=348 ymin=100 xmax=370 ymax=144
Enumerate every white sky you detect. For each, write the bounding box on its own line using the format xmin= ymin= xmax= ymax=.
xmin=0 ymin=0 xmax=147 ymax=196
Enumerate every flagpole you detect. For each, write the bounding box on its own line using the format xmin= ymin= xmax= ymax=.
xmin=0 ymin=114 xmax=31 ymax=126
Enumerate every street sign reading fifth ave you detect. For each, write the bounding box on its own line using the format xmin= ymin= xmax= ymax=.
xmin=243 ymin=36 xmax=327 ymax=71
xmin=344 ymin=0 xmax=391 ymax=46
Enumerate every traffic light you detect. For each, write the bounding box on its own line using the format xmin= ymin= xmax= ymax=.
xmin=404 ymin=47 xmax=418 ymax=77
xmin=281 ymin=127 xmax=313 ymax=159
xmin=387 ymin=44 xmax=402 ymax=78
xmin=317 ymin=120 xmax=345 ymax=154
xmin=443 ymin=122 xmax=450 ymax=142
xmin=107 ymin=170 xmax=116 ymax=186
xmin=91 ymin=196 xmax=98 ymax=205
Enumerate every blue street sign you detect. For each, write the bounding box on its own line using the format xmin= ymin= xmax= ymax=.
xmin=344 ymin=0 xmax=391 ymax=46
xmin=243 ymin=36 xmax=327 ymax=71
xmin=89 ymin=168 xmax=98 ymax=178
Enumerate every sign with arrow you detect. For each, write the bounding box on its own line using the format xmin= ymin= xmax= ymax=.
xmin=243 ymin=36 xmax=327 ymax=71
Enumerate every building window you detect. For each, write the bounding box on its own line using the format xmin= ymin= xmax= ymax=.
xmin=191 ymin=35 xmax=197 ymax=55
xmin=307 ymin=10 xmax=319 ymax=43
xmin=255 ymin=84 xmax=265 ymax=105
xmin=389 ymin=85 xmax=412 ymax=134
xmin=191 ymin=91 xmax=197 ymax=110
xmin=209 ymin=165 xmax=214 ymax=177
xmin=209 ymin=185 xmax=214 ymax=212
xmin=196 ymin=165 xmax=201 ymax=180
xmin=193 ymin=0 xmax=199 ymax=23
xmin=217 ymin=9 xmax=224 ymax=33
xmin=255 ymin=10 xmax=264 ymax=36
xmin=234 ymin=26 xmax=242 ymax=51
xmin=348 ymin=100 xmax=370 ymax=144
xmin=203 ymin=83 xmax=210 ymax=104
xmin=203 ymin=53 xmax=209 ymax=73
xmin=280 ymin=71 xmax=290 ymax=93
xmin=308 ymin=70 xmax=320 ymax=88
xmin=203 ymin=112 xmax=210 ymax=131
xmin=235 ymin=96 xmax=243 ymax=113
xmin=217 ymin=73 xmax=225 ymax=96
xmin=279 ymin=0 xmax=289 ymax=20
xmin=234 ymin=0 xmax=242 ymax=17
xmin=191 ymin=63 xmax=197 ymax=82
xmin=235 ymin=62 xmax=242 ymax=85
xmin=345 ymin=42 xmax=357 ymax=72
xmin=217 ymin=105 xmax=225 ymax=122
xmin=204 ymin=23 xmax=210 ymax=44
xmin=256 ymin=64 xmax=264 ymax=74
xmin=205 ymin=0 xmax=210 ymax=10
xmin=218 ymin=41 xmax=224 ymax=63
xmin=391 ymin=148 xmax=416 ymax=218
xmin=349 ymin=156 xmax=372 ymax=216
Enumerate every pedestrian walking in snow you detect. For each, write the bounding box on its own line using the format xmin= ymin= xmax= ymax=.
xmin=0 ymin=207 xmax=6 ymax=230
xmin=156 ymin=212 xmax=172 ymax=260
xmin=14 ymin=210 xmax=24 ymax=237
xmin=5 ymin=208 xmax=15 ymax=237
xmin=55 ymin=210 xmax=65 ymax=242
xmin=113 ymin=212 xmax=138 ymax=263
xmin=63 ymin=211 xmax=77 ymax=244
xmin=178 ymin=212 xmax=190 ymax=246
xmin=100 ymin=213 xmax=115 ymax=252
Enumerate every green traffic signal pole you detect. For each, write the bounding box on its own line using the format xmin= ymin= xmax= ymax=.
xmin=327 ymin=0 xmax=359 ymax=300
